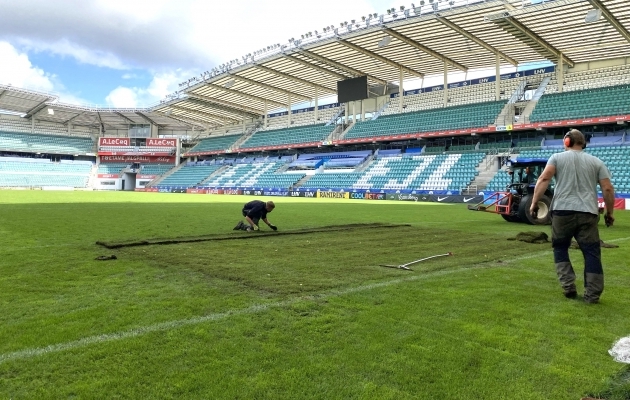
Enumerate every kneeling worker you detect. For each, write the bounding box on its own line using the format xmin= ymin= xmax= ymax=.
xmin=234 ymin=200 xmax=277 ymax=231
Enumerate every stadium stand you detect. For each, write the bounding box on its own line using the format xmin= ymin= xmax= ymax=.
xmin=263 ymin=106 xmax=342 ymax=130
xmin=97 ymin=163 xmax=128 ymax=175
xmin=239 ymin=124 xmax=334 ymax=149
xmin=203 ymin=161 xmax=288 ymax=187
xmin=0 ymin=157 xmax=92 ymax=188
xmin=140 ymin=164 xmax=174 ymax=176
xmin=156 ymin=164 xmax=222 ymax=188
xmin=530 ymin=84 xmax=630 ymax=122
xmin=344 ymin=101 xmax=506 ymax=140
xmin=299 ymin=152 xmax=485 ymax=191
xmin=545 ymin=64 xmax=630 ymax=94
xmin=0 ymin=131 xmax=95 ymax=155
xmin=187 ymin=134 xmax=242 ymax=153
xmin=383 ymin=80 xmax=523 ymax=115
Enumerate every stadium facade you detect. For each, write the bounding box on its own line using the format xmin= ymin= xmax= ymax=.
xmin=0 ymin=0 xmax=629 ymax=208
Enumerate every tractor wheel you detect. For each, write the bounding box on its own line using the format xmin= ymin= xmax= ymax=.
xmin=518 ymin=194 xmax=552 ymax=225
xmin=499 ymin=196 xmax=519 ymax=222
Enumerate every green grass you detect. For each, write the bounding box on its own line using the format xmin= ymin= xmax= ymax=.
xmin=1 ymin=190 xmax=629 ymax=399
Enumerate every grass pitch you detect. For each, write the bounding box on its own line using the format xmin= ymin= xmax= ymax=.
xmin=0 ymin=191 xmax=629 ymax=399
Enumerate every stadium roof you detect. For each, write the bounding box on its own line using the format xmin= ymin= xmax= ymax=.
xmin=2 ymin=0 xmax=630 ymax=133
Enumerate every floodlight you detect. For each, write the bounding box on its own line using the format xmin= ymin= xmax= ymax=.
xmin=47 ymin=108 xmax=54 ymax=115
xmin=378 ymin=35 xmax=392 ymax=48
xmin=585 ymin=8 xmax=602 ymax=23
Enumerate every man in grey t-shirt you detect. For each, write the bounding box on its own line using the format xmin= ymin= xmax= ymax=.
xmin=530 ymin=129 xmax=615 ymax=303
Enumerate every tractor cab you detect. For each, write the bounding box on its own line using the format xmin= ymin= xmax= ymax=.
xmin=506 ymin=158 xmax=553 ymax=196
xmin=468 ymin=158 xmax=554 ymax=225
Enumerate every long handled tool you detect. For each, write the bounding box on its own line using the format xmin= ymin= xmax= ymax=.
xmin=380 ymin=252 xmax=453 ymax=271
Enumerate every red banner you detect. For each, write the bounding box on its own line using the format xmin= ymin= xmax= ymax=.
xmin=147 ymin=138 xmax=177 ymax=147
xmin=97 ymin=174 xmax=120 ymax=178
xmin=513 ymin=115 xmax=630 ymax=131
xmin=99 ymin=137 xmax=130 ymax=146
xmin=98 ymin=151 xmax=173 ymax=156
xmin=598 ymin=198 xmax=626 ymax=210
xmin=100 ymin=155 xmax=176 ymax=164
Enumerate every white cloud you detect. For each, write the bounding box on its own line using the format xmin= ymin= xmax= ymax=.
xmin=106 ymin=69 xmax=194 ymax=107
xmin=1 ymin=0 xmax=402 ymax=107
xmin=18 ymin=38 xmax=128 ymax=70
xmin=0 ymin=41 xmax=92 ymax=105
xmin=105 ymin=87 xmax=139 ymax=108
xmin=0 ymin=0 xmax=390 ymax=71
xmin=0 ymin=41 xmax=55 ymax=92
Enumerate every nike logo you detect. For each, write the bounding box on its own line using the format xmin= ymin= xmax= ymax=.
xmin=463 ymin=197 xmax=476 ymax=202
xmin=437 ymin=196 xmax=448 ymax=201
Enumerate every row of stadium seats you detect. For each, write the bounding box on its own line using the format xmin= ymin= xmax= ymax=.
xmin=188 ymin=134 xmax=241 ymax=153
xmin=240 ymin=124 xmax=334 ymax=149
xmin=344 ymin=101 xmax=506 ymax=140
xmin=157 ymin=164 xmax=222 ymax=187
xmin=97 ymin=163 xmax=128 ymax=174
xmin=0 ymin=158 xmax=92 ymax=188
xmin=531 ymin=84 xmax=630 ymax=122
xmin=262 ymin=107 xmax=341 ymax=130
xmin=381 ymin=76 xmax=531 ymax=116
xmin=0 ymin=131 xmax=95 ymax=155
xmin=140 ymin=164 xmax=173 ymax=175
xmin=545 ymin=64 xmax=630 ymax=94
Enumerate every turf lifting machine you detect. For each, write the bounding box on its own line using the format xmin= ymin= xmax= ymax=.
xmin=467 ymin=159 xmax=552 ymax=225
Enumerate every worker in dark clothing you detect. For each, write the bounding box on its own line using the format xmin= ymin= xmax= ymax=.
xmin=530 ymin=129 xmax=615 ymax=304
xmin=234 ymin=200 xmax=277 ymax=232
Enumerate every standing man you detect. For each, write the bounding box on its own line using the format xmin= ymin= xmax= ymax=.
xmin=234 ymin=200 xmax=277 ymax=232
xmin=530 ymin=129 xmax=615 ymax=303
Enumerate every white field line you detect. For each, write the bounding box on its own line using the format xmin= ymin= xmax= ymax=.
xmin=2 ymin=236 xmax=629 ymax=364
xmin=0 ymin=264 xmax=515 ymax=364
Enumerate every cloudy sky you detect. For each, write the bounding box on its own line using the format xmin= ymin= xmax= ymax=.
xmin=0 ymin=0 xmax=407 ymax=108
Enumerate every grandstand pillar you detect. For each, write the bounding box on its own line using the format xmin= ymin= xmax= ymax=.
xmin=314 ymin=87 xmax=319 ymax=123
xmin=361 ymin=100 xmax=365 ymax=121
xmin=399 ymin=66 xmax=404 ymax=113
xmin=344 ymin=104 xmax=349 ymax=124
xmin=353 ymin=102 xmax=357 ymax=124
xmin=495 ymin=53 xmax=501 ymax=101
xmin=287 ymin=94 xmax=291 ymax=128
xmin=443 ymin=61 xmax=448 ymax=107
xmin=264 ymin=101 xmax=268 ymax=129
xmin=558 ymin=54 xmax=564 ymax=94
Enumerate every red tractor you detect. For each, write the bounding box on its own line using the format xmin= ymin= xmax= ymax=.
xmin=468 ymin=159 xmax=553 ymax=225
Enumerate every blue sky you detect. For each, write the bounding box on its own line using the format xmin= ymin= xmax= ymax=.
xmin=0 ymin=0 xmax=541 ymax=109
xmin=0 ymin=0 xmax=403 ymax=107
